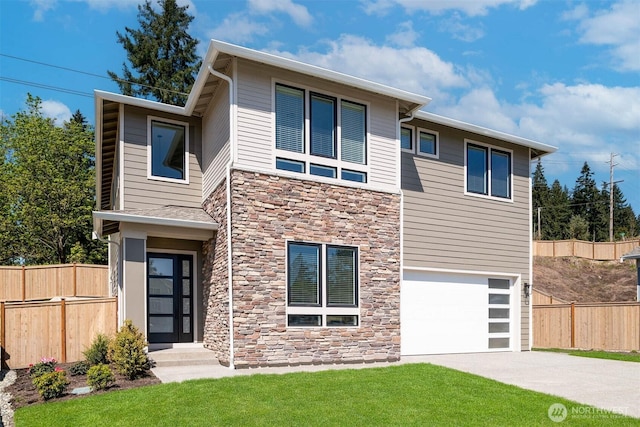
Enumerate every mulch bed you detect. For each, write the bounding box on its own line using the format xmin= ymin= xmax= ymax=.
xmin=7 ymin=363 xmax=161 ymax=409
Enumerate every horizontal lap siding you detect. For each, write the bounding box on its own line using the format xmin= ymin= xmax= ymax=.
xmin=123 ymin=106 xmax=202 ymax=209
xmin=202 ymin=88 xmax=230 ymax=200
xmin=235 ymin=59 xmax=399 ymax=190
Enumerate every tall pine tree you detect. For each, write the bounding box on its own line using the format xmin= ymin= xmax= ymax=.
xmin=572 ymin=162 xmax=605 ymax=241
xmin=108 ymin=0 xmax=201 ymax=106
xmin=531 ymin=159 xmax=549 ymax=239
xmin=546 ymin=180 xmax=572 ymax=240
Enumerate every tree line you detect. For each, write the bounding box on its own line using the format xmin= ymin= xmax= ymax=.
xmin=532 ymin=160 xmax=639 ymax=241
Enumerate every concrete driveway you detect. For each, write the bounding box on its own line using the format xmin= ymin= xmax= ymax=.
xmin=408 ymin=351 xmax=640 ymax=419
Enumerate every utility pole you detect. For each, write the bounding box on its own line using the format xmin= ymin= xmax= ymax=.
xmin=605 ymin=153 xmax=623 ymax=242
xmin=537 ymin=207 xmax=542 ymax=240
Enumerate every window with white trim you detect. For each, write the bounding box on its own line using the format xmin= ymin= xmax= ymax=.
xmin=148 ymin=118 xmax=189 ymax=183
xmin=275 ymin=83 xmax=367 ymax=184
xmin=287 ymin=242 xmax=359 ymax=327
xmin=401 ymin=125 xmax=438 ymax=158
xmin=465 ymin=141 xmax=512 ymax=200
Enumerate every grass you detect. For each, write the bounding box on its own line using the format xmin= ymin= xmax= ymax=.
xmin=15 ymin=363 xmax=639 ymax=426
xmin=534 ymin=348 xmax=640 ymax=363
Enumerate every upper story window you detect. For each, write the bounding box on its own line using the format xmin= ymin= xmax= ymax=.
xmin=148 ymin=117 xmax=189 ymax=183
xmin=401 ymin=125 xmax=438 ymax=158
xmin=275 ymin=83 xmax=368 ymax=184
xmin=465 ymin=140 xmax=512 ymax=200
xmin=287 ymin=241 xmax=359 ymax=327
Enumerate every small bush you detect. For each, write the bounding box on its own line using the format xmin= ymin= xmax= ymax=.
xmin=108 ymin=320 xmax=150 ymax=380
xmin=69 ymin=360 xmax=90 ymax=376
xmin=87 ymin=364 xmax=115 ymax=391
xmin=83 ymin=333 xmax=111 ymax=366
xmin=28 ymin=357 xmax=57 ymax=379
xmin=32 ymin=369 xmax=69 ymax=400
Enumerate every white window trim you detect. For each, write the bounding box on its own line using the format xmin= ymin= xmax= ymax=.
xmin=400 ymin=125 xmax=415 ymax=153
xmin=285 ymin=240 xmax=361 ymax=328
xmin=463 ymin=139 xmax=513 ymax=203
xmin=147 ymin=115 xmax=190 ymax=184
xmin=272 ymin=79 xmax=370 ymax=184
xmin=416 ymin=127 xmax=439 ymax=159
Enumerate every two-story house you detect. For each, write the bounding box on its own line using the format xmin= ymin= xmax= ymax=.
xmin=93 ymin=40 xmax=556 ymax=368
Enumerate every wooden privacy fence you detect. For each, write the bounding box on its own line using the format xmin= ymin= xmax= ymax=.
xmin=533 ymin=302 xmax=640 ymax=351
xmin=532 ymin=289 xmax=568 ymax=305
xmin=533 ymin=239 xmax=640 ymax=261
xmin=0 ymin=297 xmax=117 ymax=369
xmin=0 ymin=264 xmax=108 ymax=301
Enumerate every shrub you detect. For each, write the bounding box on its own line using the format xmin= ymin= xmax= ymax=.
xmin=28 ymin=357 xmax=57 ymax=379
xmin=32 ymin=369 xmax=69 ymax=400
xmin=83 ymin=333 xmax=111 ymax=366
xmin=87 ymin=364 xmax=115 ymax=391
xmin=69 ymin=360 xmax=90 ymax=376
xmin=108 ymin=320 xmax=150 ymax=380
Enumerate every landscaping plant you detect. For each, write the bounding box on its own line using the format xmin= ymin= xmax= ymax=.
xmin=32 ymin=368 xmax=69 ymax=400
xmin=69 ymin=360 xmax=91 ymax=376
xmin=83 ymin=333 xmax=111 ymax=366
xmin=108 ymin=320 xmax=150 ymax=380
xmin=87 ymin=364 xmax=115 ymax=391
xmin=27 ymin=357 xmax=57 ymax=379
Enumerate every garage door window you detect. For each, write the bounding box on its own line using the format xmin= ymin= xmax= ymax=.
xmin=488 ymin=278 xmax=510 ymax=349
xmin=287 ymin=242 xmax=359 ymax=327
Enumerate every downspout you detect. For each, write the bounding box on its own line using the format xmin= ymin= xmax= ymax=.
xmin=208 ymin=64 xmax=235 ymax=369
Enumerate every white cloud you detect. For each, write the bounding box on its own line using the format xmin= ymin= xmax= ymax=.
xmin=567 ymin=1 xmax=640 ymax=72
xmin=362 ymin=0 xmax=537 ymax=16
xmin=29 ymin=0 xmax=56 ymax=21
xmin=248 ymin=0 xmax=313 ymax=27
xmin=268 ymin=35 xmax=468 ymax=101
xmin=385 ymin=21 xmax=419 ymax=47
xmin=41 ymin=100 xmax=72 ymax=125
xmin=438 ymin=12 xmax=485 ymax=42
xmin=207 ymin=13 xmax=269 ymax=44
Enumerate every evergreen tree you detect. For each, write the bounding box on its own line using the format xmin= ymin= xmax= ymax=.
xmin=531 ymin=159 xmax=549 ymax=239
xmin=0 ymin=94 xmax=106 ymax=265
xmin=545 ymin=180 xmax=572 ymax=240
xmin=107 ymin=0 xmax=201 ymax=106
xmin=571 ymin=162 xmax=605 ymax=241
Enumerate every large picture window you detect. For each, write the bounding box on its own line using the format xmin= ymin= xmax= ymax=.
xmin=275 ymin=83 xmax=367 ymax=184
xmin=287 ymin=242 xmax=359 ymax=327
xmin=148 ymin=118 xmax=188 ymax=182
xmin=466 ymin=141 xmax=512 ymax=200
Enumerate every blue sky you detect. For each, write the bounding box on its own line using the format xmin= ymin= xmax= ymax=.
xmin=1 ymin=0 xmax=639 ymax=216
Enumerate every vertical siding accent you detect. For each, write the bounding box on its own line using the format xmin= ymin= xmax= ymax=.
xmin=202 ymin=87 xmax=231 ymax=200
xmin=122 ymin=106 xmax=202 ymax=209
xmin=401 ymin=119 xmax=533 ymax=350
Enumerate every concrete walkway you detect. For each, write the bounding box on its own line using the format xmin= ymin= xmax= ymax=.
xmin=152 ymin=351 xmax=640 ymax=418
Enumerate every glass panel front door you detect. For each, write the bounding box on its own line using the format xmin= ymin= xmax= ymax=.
xmin=147 ymin=253 xmax=193 ymax=343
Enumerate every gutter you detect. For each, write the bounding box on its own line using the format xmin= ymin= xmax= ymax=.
xmin=207 ymin=62 xmax=236 ymax=369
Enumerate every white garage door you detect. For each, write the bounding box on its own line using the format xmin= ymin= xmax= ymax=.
xmin=401 ymin=271 xmax=514 ymax=355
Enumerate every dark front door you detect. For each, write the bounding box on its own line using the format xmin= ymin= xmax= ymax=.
xmin=147 ymin=253 xmax=193 ymax=343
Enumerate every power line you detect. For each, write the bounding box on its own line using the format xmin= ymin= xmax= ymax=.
xmin=0 ymin=77 xmax=93 ymax=98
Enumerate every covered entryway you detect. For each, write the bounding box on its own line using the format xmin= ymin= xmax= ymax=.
xmin=147 ymin=253 xmax=194 ymax=343
xmin=401 ymin=270 xmax=516 ymax=355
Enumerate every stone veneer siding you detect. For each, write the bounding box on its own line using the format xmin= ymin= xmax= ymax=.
xmin=202 ymin=179 xmax=230 ymax=365
xmin=230 ymin=170 xmax=401 ymax=368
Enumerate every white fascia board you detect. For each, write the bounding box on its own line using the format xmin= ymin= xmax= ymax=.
xmin=94 ymin=90 xmax=187 ymax=116
xmin=207 ymin=39 xmax=431 ymax=108
xmin=92 ymin=211 xmax=219 ymax=231
xmin=415 ymin=111 xmax=558 ymax=155
xmin=94 ymin=95 xmax=103 ymax=211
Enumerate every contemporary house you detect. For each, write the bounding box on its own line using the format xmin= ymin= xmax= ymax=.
xmin=93 ymin=39 xmax=557 ymax=368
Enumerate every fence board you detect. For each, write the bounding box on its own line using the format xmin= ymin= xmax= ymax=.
xmin=0 ymin=298 xmax=117 ymax=368
xmin=533 ymin=302 xmax=640 ymax=351
xmin=532 ymin=289 xmax=568 ymax=305
xmin=0 ymin=267 xmax=23 ymax=301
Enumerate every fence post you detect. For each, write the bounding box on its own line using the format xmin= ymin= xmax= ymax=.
xmin=21 ymin=266 xmax=26 ymax=301
xmin=570 ymin=302 xmax=575 ymax=348
xmin=1 ymin=302 xmax=5 ymax=368
xmin=73 ymin=263 xmax=77 ymax=297
xmin=60 ymin=298 xmax=66 ymax=363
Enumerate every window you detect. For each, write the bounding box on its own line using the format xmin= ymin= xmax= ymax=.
xmin=149 ymin=119 xmax=188 ymax=182
xmin=287 ymin=242 xmax=359 ymax=327
xmin=274 ymin=83 xmax=367 ymax=183
xmin=466 ymin=141 xmax=512 ymax=200
xmin=401 ymin=126 xmax=438 ymax=158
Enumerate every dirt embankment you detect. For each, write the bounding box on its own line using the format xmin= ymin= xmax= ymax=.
xmin=533 ymin=256 xmax=637 ymax=303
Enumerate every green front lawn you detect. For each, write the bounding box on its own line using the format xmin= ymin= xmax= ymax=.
xmin=15 ymin=363 xmax=638 ymax=426
xmin=534 ymin=348 xmax=640 ymax=363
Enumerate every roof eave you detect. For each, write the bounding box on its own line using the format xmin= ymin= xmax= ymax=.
xmin=92 ymin=211 xmax=219 ymax=231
